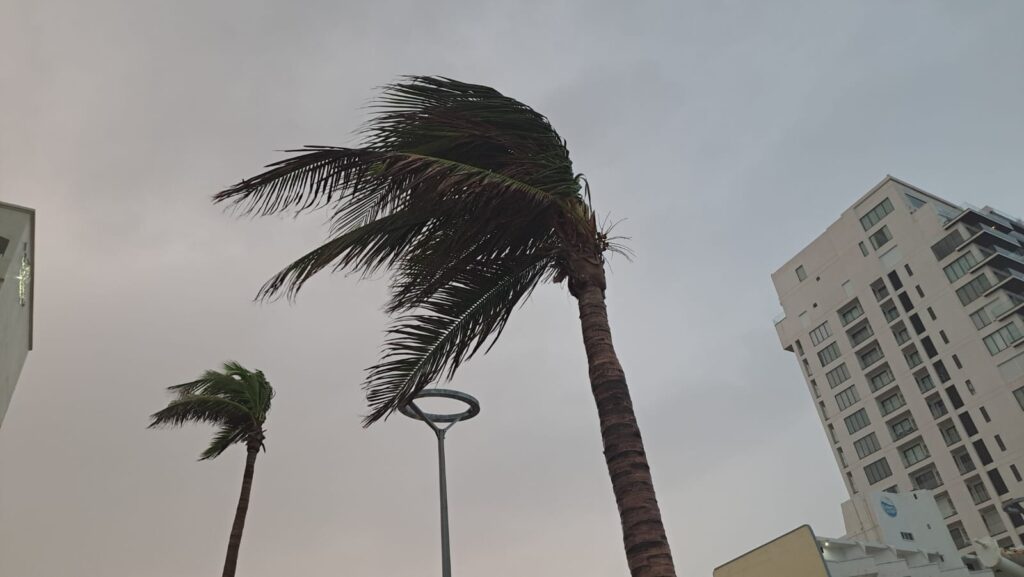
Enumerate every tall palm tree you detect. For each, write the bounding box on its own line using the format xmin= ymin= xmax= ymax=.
xmin=214 ymin=77 xmax=676 ymax=576
xmin=150 ymin=361 xmax=274 ymax=577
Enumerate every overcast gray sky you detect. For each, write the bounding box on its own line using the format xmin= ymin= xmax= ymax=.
xmin=2 ymin=1 xmax=1024 ymax=576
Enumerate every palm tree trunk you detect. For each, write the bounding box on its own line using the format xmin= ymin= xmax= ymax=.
xmin=223 ymin=441 xmax=259 ymax=577
xmin=574 ymin=279 xmax=677 ymax=577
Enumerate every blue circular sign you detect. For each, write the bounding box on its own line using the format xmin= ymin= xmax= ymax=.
xmin=880 ymin=497 xmax=898 ymax=518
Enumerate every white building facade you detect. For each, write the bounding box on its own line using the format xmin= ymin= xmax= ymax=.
xmin=772 ymin=177 xmax=1024 ymax=554
xmin=0 ymin=201 xmax=34 ymax=428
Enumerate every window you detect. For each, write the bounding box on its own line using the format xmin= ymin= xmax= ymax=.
xmin=848 ymin=322 xmax=874 ymax=347
xmin=952 ymin=354 xmax=962 ymax=369
xmin=0 ymin=236 xmax=8 ymax=258
xmin=835 ymin=385 xmax=860 ymax=411
xmin=809 ymin=321 xmax=832 ymax=346
xmin=940 ymin=330 xmax=950 ymax=344
xmin=837 ymin=447 xmax=848 ymax=467
xmin=879 ymin=390 xmax=906 ymax=416
xmin=859 ymin=241 xmax=869 ymax=256
xmin=903 ymin=346 xmax=923 ymax=369
xmin=842 ymin=280 xmax=854 ymax=297
xmin=839 ymin=300 xmax=864 ymax=326
xmin=940 ymin=421 xmax=961 ymax=446
xmin=932 ymin=229 xmax=965 ymax=261
xmin=944 ymin=251 xmax=979 ymax=282
xmin=826 ymin=363 xmax=851 ymax=388
xmin=934 ymin=360 xmax=951 ymax=383
xmin=858 ymin=344 xmax=884 ymax=369
xmin=828 ymin=423 xmax=838 ymax=443
xmin=810 ymin=379 xmax=820 ymax=398
xmin=1015 ymin=387 xmax=1024 ymax=411
xmin=890 ymin=415 xmax=917 ymax=440
xmin=953 ymin=448 xmax=975 ymax=474
xmin=818 ymin=400 xmax=827 ymax=418
xmin=927 ymin=306 xmax=937 ymax=321
xmin=870 ymin=226 xmax=893 ymax=250
xmin=887 ymin=270 xmax=904 ymax=291
xmin=795 ymin=340 xmax=805 ymax=356
xmin=965 ymin=379 xmax=975 ymax=394
xmin=911 ymin=466 xmax=941 ymax=490
xmin=905 ymin=263 xmax=914 ymax=276
xmin=868 ymin=365 xmax=895 ymax=392
xmin=802 ymin=358 xmax=812 ymax=376
xmin=900 ymin=531 xmax=914 ymax=541
xmin=945 ymin=386 xmax=964 ymax=409
xmin=957 ymin=274 xmax=993 ymax=306
xmin=818 ymin=342 xmax=842 ymax=367
xmin=854 ymin=432 xmax=882 ymax=459
xmin=984 ymin=322 xmax=1023 ymax=355
xmin=881 ymin=300 xmax=900 ymax=322
xmin=916 ymin=285 xmax=925 ymax=298
xmin=980 ymin=505 xmax=1007 ymax=535
xmin=973 ymin=439 xmax=993 ymax=465
xmin=845 ymin=408 xmax=871 ymax=434
xmin=861 ymin=198 xmax=894 ymax=230
xmin=971 ymin=307 xmax=993 ymax=330
xmin=994 ymin=435 xmax=1005 ymax=451
xmin=909 ymin=313 xmax=925 ymax=334
xmin=796 ymin=265 xmax=807 ymax=281
xmin=926 ymin=394 xmax=948 ymax=419
xmin=967 ymin=477 xmax=990 ymax=505
xmin=871 ymin=279 xmax=890 ymax=301
xmin=979 ymin=406 xmax=991 ymax=422
xmin=902 ymin=442 xmax=929 ymax=467
xmin=921 ymin=336 xmax=938 ymax=358
xmin=959 ymin=412 xmax=979 ymax=437
xmin=846 ymin=471 xmax=857 ymax=493
xmin=915 ymin=369 xmax=935 ymax=393
xmin=898 ymin=292 xmax=915 ymax=313
xmin=864 ymin=457 xmax=893 ymax=484
xmin=892 ymin=322 xmax=911 ymax=345
xmin=1012 ymin=464 xmax=1023 ymax=483
xmin=949 ymin=522 xmax=969 ymax=549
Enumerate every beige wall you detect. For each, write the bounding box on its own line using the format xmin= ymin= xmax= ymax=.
xmin=714 ymin=525 xmax=829 ymax=577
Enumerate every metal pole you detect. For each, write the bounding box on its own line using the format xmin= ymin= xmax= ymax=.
xmin=437 ymin=428 xmax=451 ymax=577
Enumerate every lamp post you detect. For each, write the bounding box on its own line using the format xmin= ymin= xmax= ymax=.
xmin=399 ymin=389 xmax=480 ymax=577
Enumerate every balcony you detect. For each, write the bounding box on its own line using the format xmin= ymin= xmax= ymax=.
xmin=945 ymin=207 xmax=1017 ymax=233
xmin=973 ymin=245 xmax=1024 ymax=276
xmin=959 ymin=223 xmax=1024 ymax=254
xmin=985 ymin=268 xmax=1024 ymax=297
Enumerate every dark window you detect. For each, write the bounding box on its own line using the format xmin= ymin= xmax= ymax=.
xmin=905 ymin=264 xmax=914 ymax=276
xmin=910 ymin=314 xmax=926 ymax=335
xmin=952 ymin=354 xmax=962 ymax=369
xmin=927 ymin=307 xmax=937 ymax=321
xmin=994 ymin=435 xmax=1006 ymax=451
xmin=888 ymin=271 xmax=904 ymax=291
xmin=987 ymin=469 xmax=1009 ymax=496
xmin=940 ymin=330 xmax=950 ymax=344
xmin=934 ymin=360 xmax=951 ymax=383
xmin=1012 ymin=464 xmax=1023 ymax=483
xmin=980 ymin=406 xmax=991 ymax=422
xmin=973 ymin=439 xmax=993 ymax=465
xmin=921 ymin=337 xmax=938 ymax=358
xmin=932 ymin=230 xmax=964 ymax=261
xmin=0 ymin=236 xmax=9 ymax=257
xmin=859 ymin=241 xmax=869 ymax=256
xmin=899 ymin=292 xmax=915 ymax=313
xmin=959 ymin=412 xmax=979 ymax=437
xmin=916 ymin=285 xmax=925 ymax=298
xmin=946 ymin=386 xmax=964 ymax=409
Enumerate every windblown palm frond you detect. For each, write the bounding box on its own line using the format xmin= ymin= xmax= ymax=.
xmin=215 ymin=76 xmax=594 ymax=424
xmin=150 ymin=362 xmax=274 ymax=460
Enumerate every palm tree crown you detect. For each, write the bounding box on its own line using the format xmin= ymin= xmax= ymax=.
xmin=150 ymin=361 xmax=274 ymax=459
xmin=215 ymin=76 xmax=607 ymax=425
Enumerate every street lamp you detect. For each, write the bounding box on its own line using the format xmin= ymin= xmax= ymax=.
xmin=400 ymin=388 xmax=480 ymax=577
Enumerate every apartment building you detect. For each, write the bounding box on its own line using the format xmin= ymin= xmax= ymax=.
xmin=0 ymin=201 xmax=35 ymax=428
xmin=772 ymin=176 xmax=1024 ymax=553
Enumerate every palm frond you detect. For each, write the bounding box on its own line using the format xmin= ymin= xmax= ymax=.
xmin=201 ymin=426 xmax=248 ymax=461
xmin=363 ymin=254 xmax=553 ymax=425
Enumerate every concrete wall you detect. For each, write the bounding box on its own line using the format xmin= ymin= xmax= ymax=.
xmin=0 ymin=203 xmax=34 ymax=427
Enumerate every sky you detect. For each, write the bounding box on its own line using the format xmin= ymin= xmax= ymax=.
xmin=2 ymin=1 xmax=1024 ymax=576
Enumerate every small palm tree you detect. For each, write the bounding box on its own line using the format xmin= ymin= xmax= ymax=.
xmin=214 ymin=77 xmax=676 ymax=576
xmin=150 ymin=361 xmax=274 ymax=577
